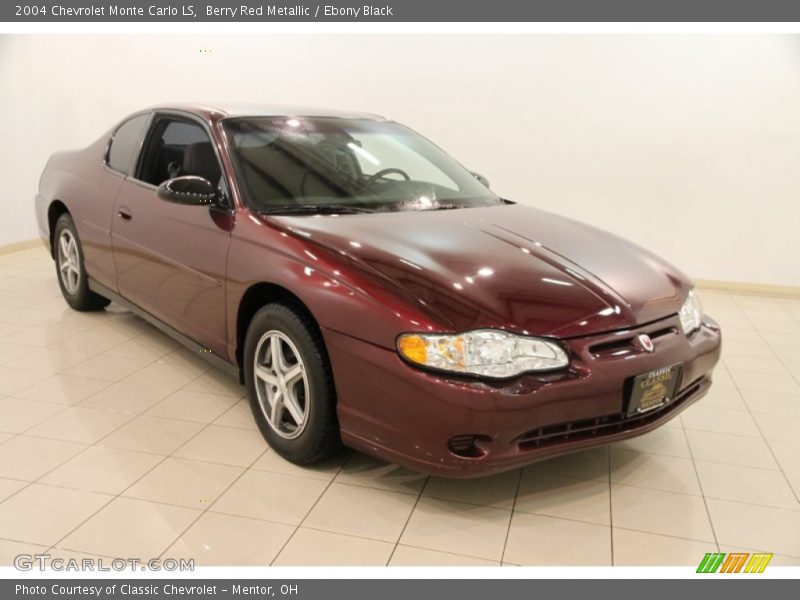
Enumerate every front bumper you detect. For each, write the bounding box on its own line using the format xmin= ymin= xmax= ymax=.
xmin=325 ymin=315 xmax=721 ymax=478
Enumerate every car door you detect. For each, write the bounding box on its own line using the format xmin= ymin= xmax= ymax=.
xmin=111 ymin=112 xmax=233 ymax=357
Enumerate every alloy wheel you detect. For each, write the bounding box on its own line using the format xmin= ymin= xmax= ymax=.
xmin=253 ymin=330 xmax=310 ymax=439
xmin=57 ymin=229 xmax=80 ymax=295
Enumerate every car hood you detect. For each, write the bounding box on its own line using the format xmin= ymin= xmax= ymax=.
xmin=270 ymin=204 xmax=691 ymax=338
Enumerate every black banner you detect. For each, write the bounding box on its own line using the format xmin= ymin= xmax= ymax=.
xmin=5 ymin=0 xmax=800 ymax=22
xmin=3 ymin=579 xmax=798 ymax=600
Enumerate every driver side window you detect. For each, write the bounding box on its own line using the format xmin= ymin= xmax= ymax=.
xmin=137 ymin=117 xmax=222 ymax=188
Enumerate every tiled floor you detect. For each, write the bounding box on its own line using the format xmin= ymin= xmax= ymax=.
xmin=0 ymin=247 xmax=799 ymax=566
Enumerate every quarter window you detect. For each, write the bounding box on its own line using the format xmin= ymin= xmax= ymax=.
xmin=106 ymin=114 xmax=149 ymax=174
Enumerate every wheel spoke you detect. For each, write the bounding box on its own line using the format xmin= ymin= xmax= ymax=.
xmin=254 ymin=364 xmax=278 ymax=386
xmin=283 ymin=389 xmax=305 ymax=425
xmin=283 ymin=364 xmax=303 ymax=386
xmin=59 ymin=234 xmax=70 ymax=258
xmin=269 ymin=388 xmax=284 ymax=424
xmin=269 ymin=335 xmax=284 ymax=371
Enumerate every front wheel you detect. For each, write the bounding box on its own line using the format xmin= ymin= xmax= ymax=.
xmin=243 ymin=303 xmax=341 ymax=464
xmin=53 ymin=214 xmax=110 ymax=311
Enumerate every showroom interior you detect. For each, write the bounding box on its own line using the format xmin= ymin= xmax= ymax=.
xmin=0 ymin=34 xmax=798 ymax=567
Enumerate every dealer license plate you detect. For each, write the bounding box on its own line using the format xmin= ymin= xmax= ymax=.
xmin=626 ymin=364 xmax=681 ymax=416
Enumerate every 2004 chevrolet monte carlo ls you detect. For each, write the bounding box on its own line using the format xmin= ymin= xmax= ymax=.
xmin=35 ymin=104 xmax=721 ymax=477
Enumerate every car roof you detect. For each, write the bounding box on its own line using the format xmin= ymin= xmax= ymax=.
xmin=147 ymin=102 xmax=387 ymax=121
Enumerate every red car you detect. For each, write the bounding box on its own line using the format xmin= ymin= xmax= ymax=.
xmin=35 ymin=104 xmax=721 ymax=477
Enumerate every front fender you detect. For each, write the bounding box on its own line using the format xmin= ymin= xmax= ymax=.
xmin=225 ymin=214 xmax=447 ymax=363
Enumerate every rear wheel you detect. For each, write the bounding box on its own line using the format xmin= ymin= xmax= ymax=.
xmin=243 ymin=303 xmax=341 ymax=464
xmin=54 ymin=214 xmax=110 ymax=311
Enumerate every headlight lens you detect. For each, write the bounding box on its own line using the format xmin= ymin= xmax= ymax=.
xmin=678 ymin=289 xmax=703 ymax=334
xmin=397 ymin=329 xmax=569 ymax=379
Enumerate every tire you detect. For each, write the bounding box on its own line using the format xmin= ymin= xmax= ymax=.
xmin=243 ymin=303 xmax=341 ymax=464
xmin=53 ymin=213 xmax=110 ymax=311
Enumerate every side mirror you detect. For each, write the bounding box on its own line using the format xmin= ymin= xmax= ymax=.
xmin=472 ymin=172 xmax=490 ymax=188
xmin=156 ymin=176 xmax=216 ymax=206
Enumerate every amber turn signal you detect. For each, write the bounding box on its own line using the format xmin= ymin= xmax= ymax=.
xmin=397 ymin=334 xmax=428 ymax=365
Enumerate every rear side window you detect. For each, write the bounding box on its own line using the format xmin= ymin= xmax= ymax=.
xmin=107 ymin=114 xmax=149 ymax=174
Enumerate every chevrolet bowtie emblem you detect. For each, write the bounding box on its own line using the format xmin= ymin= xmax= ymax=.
xmin=637 ymin=333 xmax=655 ymax=353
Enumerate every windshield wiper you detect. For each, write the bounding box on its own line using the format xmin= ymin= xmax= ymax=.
xmin=259 ymin=204 xmax=381 ymax=216
xmin=424 ymin=203 xmax=461 ymax=211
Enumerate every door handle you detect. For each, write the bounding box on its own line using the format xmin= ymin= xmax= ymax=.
xmin=118 ymin=208 xmax=132 ymax=220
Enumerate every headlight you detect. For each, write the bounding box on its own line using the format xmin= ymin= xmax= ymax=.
xmin=678 ymin=289 xmax=703 ymax=334
xmin=397 ymin=329 xmax=569 ymax=379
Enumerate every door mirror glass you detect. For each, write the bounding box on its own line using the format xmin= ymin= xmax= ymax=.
xmin=472 ymin=171 xmax=490 ymax=188
xmin=156 ymin=176 xmax=216 ymax=206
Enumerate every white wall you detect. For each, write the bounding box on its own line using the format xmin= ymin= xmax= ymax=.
xmin=1 ymin=34 xmax=799 ymax=286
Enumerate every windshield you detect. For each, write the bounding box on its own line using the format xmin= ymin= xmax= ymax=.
xmin=222 ymin=117 xmax=502 ymax=214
